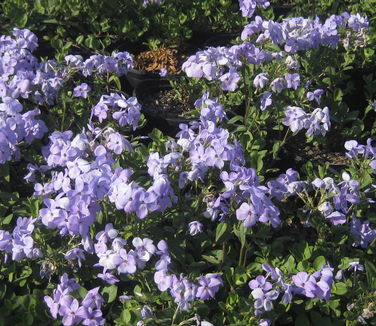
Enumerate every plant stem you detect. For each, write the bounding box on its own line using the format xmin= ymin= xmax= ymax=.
xmin=171 ymin=305 xmax=180 ymax=325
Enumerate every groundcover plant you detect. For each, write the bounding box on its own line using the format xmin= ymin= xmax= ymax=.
xmin=0 ymin=1 xmax=375 ymax=326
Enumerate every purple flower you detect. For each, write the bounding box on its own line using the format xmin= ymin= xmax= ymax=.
xmin=249 ymin=275 xmax=272 ymax=291
xmin=188 ymin=221 xmax=203 ymax=236
xmin=97 ymin=273 xmax=119 ymax=284
xmin=282 ymin=106 xmax=308 ymax=132
xmin=92 ymin=103 xmax=108 ymax=123
xmin=292 ymin=272 xmax=317 ymax=298
xmin=98 ymin=250 xmax=122 ymax=271
xmin=73 ymin=83 xmax=91 ymax=99
xmin=82 ymin=287 xmax=104 ymax=309
xmin=82 ymin=308 xmax=105 ymax=326
xmin=236 ymin=202 xmax=258 ymax=227
xmin=96 ymin=223 xmax=119 ymax=243
xmin=259 ymin=319 xmax=271 ymax=326
xmin=260 ymin=92 xmax=272 ymax=111
xmin=159 ymin=68 xmax=167 ymax=77
xmin=251 ymin=287 xmax=279 ymax=312
xmin=239 ymin=0 xmax=256 ymax=18
xmin=157 ymin=240 xmax=169 ymax=255
xmin=270 ymin=77 xmax=286 ymax=93
xmin=305 ymin=107 xmax=331 ymax=136
xmin=58 ymin=298 xmax=85 ymax=326
xmin=219 ymin=67 xmax=240 ymax=91
xmin=64 ymin=248 xmax=86 ymax=268
xmin=154 ymin=270 xmax=172 ymax=291
xmin=348 ymin=262 xmax=364 ymax=273
xmin=132 ymin=237 xmax=156 ymax=262
xmin=140 ymin=305 xmax=153 ymax=319
xmin=106 ymin=132 xmax=132 ymax=154
xmin=350 ymin=218 xmax=376 ymax=248
xmin=253 ymin=73 xmax=268 ymax=88
xmin=307 ymin=89 xmax=324 ymax=104
xmin=117 ymin=249 xmax=137 ymax=274
xmin=325 ymin=211 xmax=346 ymax=225
xmin=44 ymin=295 xmax=59 ymax=319
xmin=284 ymin=73 xmax=300 ymax=90
xmin=196 ymin=274 xmax=223 ymax=300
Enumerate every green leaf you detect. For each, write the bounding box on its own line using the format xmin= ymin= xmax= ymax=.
xmin=121 ymin=309 xmax=132 ymax=324
xmin=102 ymin=285 xmax=118 ymax=303
xmin=284 ymin=255 xmax=296 ymax=273
xmin=84 ymin=35 xmax=100 ymax=49
xmin=133 ymin=285 xmax=143 ymax=298
xmin=2 ymin=214 xmax=13 ymax=225
xmin=332 ymin=282 xmax=347 ymax=295
xmin=364 ymin=47 xmax=375 ymax=58
xmin=333 ymin=88 xmax=343 ymax=102
xmin=233 ymin=223 xmax=246 ymax=247
xmin=313 ymin=256 xmax=326 ymax=270
xmin=202 ymin=255 xmax=220 ymax=264
xmin=43 ymin=18 xmax=60 ymax=24
xmin=303 ymin=243 xmax=313 ymax=260
xmin=78 ymin=286 xmax=88 ymax=298
xmin=365 ymin=259 xmax=376 ymax=288
xmin=109 ymin=75 xmax=122 ymax=90
xmin=76 ymin=35 xmax=85 ymax=45
xmin=215 ymin=222 xmax=228 ymax=243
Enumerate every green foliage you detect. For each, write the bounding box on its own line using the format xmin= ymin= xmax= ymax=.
xmin=0 ymin=0 xmax=244 ymax=58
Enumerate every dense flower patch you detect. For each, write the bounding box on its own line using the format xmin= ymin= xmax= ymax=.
xmin=0 ymin=1 xmax=375 ymax=326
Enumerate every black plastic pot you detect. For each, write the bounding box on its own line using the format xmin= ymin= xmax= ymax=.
xmin=125 ymin=68 xmax=161 ymax=90
xmin=134 ymin=79 xmax=195 ymax=135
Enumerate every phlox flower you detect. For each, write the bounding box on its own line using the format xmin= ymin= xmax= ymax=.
xmin=73 ymin=83 xmax=91 ymax=99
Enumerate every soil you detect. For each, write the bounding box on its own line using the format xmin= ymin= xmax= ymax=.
xmin=133 ymin=44 xmax=189 ymax=74
xmin=295 ymin=145 xmax=347 ymax=167
xmin=142 ymin=88 xmax=193 ymax=119
xmin=271 ymin=131 xmax=348 ymax=175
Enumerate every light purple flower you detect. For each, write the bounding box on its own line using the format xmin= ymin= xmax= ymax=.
xmin=219 ymin=67 xmax=240 ymax=91
xmin=188 ymin=221 xmax=203 ymax=236
xmin=260 ymin=92 xmax=272 ymax=111
xmin=253 ymin=73 xmax=268 ymax=88
xmin=284 ymin=73 xmax=300 ymax=90
xmin=159 ymin=68 xmax=167 ymax=77
xmin=325 ymin=211 xmax=346 ymax=225
xmin=117 ymin=249 xmax=137 ymax=274
xmin=73 ymin=83 xmax=91 ymax=99
xmin=307 ymin=89 xmax=324 ymax=104
xmin=270 ymin=77 xmax=286 ymax=93
xmin=282 ymin=106 xmax=308 ymax=132
xmin=196 ymin=274 xmax=223 ymax=300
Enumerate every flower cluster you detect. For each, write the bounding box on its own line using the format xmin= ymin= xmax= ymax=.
xmin=0 ymin=97 xmax=47 ymax=163
xmin=65 ymin=52 xmax=134 ymax=77
xmin=350 ymin=218 xmax=376 ymax=248
xmin=30 ymin=127 xmax=131 ymax=238
xmin=312 ymin=172 xmax=361 ymax=226
xmin=238 ymin=0 xmax=270 ymax=19
xmin=0 ymin=217 xmax=41 ymax=262
xmin=267 ymin=168 xmax=306 ymax=200
xmin=153 ymin=240 xmax=223 ymax=311
xmin=241 ymin=13 xmax=368 ymax=53
xmin=0 ymin=28 xmax=38 ymax=100
xmin=345 ymin=138 xmax=376 ymax=171
xmin=91 ymin=93 xmax=141 ymax=129
xmin=249 ymin=263 xmax=334 ymax=316
xmin=44 ymin=274 xmax=106 ymax=326
xmin=94 ymin=223 xmax=156 ymax=282
xmin=182 ymin=43 xmax=278 ymax=91
xmin=282 ymin=105 xmax=331 ymax=136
